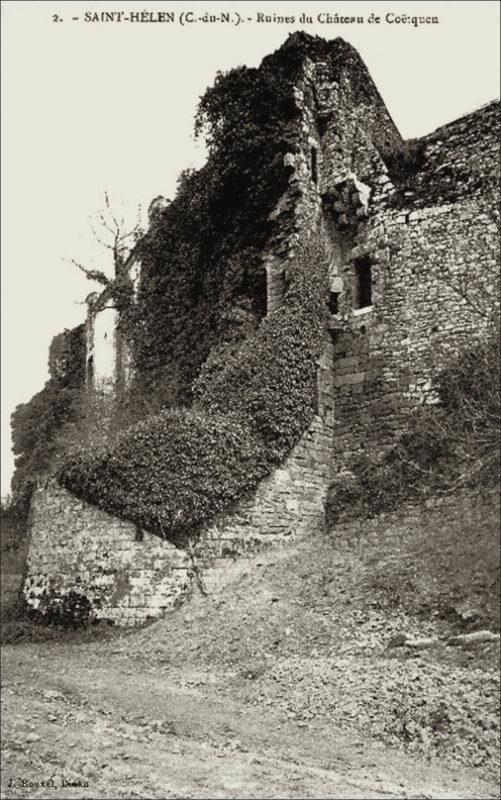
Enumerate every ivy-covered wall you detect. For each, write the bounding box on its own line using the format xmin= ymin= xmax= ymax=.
xmin=56 ymin=33 xmax=414 ymax=542
xmin=56 ymin=34 xmax=366 ymax=541
xmin=15 ymin=33 xmax=499 ymax=559
xmin=17 ymin=34 xmax=500 ymax=628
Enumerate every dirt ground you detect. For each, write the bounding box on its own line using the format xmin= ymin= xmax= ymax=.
xmin=2 ymin=516 xmax=499 ymax=799
xmin=1 ymin=642 xmax=497 ymax=800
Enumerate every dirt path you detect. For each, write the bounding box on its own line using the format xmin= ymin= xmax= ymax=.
xmin=1 ymin=643 xmax=497 ymax=799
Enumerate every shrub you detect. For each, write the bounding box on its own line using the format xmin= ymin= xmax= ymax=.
xmin=60 ymin=238 xmax=329 ymax=541
xmin=435 ymin=335 xmax=500 ymax=487
xmin=379 ymin=138 xmax=426 ymax=186
xmin=325 ymin=473 xmax=368 ymax=526
xmin=26 ymin=590 xmax=93 ymax=630
xmin=62 ymin=410 xmax=264 ymax=540
xmin=10 ymin=325 xmax=85 ymax=520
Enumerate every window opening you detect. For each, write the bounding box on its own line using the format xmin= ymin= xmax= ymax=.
xmin=258 ymin=268 xmax=268 ymax=318
xmin=86 ymin=355 xmax=94 ymax=383
xmin=328 ymin=292 xmax=339 ymax=315
xmin=311 ymin=147 xmax=318 ymax=185
xmin=355 ymin=257 xmax=372 ymax=308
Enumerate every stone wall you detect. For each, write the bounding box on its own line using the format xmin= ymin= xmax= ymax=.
xmin=23 ymin=342 xmax=335 ymax=622
xmin=194 ymin=339 xmax=335 ymax=593
xmin=85 ymin=291 xmax=117 ymax=394
xmin=84 ymin=250 xmax=141 ymax=398
xmin=324 ymin=130 xmax=499 ymax=462
xmin=301 ymin=64 xmax=499 ymax=464
xmin=22 ymin=46 xmax=341 ymax=627
xmin=23 ymin=481 xmax=191 ymax=626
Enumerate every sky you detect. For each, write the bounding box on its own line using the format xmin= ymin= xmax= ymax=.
xmin=1 ymin=0 xmax=500 ymax=496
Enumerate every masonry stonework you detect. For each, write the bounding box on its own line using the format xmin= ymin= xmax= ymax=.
xmin=194 ymin=340 xmax=336 ymax=593
xmin=323 ymin=102 xmax=499 ymax=463
xmin=24 ymin=481 xmax=192 ymax=626
xmin=22 ymin=36 xmax=499 ymax=625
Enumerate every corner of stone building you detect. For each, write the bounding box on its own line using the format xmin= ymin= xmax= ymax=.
xmin=23 ymin=479 xmax=193 ymax=627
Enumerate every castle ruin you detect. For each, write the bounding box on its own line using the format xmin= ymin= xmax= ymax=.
xmin=21 ymin=34 xmax=499 ymax=625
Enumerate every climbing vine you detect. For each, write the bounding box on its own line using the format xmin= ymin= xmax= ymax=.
xmin=59 ymin=236 xmax=329 ymax=542
xmin=57 ymin=34 xmax=336 ymax=540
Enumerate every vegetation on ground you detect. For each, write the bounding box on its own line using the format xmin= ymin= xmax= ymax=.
xmin=326 ymin=335 xmax=500 ymax=523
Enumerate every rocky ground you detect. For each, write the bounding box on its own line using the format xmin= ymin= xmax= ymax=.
xmin=1 ymin=503 xmax=500 ymax=799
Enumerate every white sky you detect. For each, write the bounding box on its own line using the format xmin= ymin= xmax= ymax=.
xmin=1 ymin=0 xmax=500 ymax=496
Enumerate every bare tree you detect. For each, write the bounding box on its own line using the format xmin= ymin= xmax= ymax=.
xmin=65 ymin=191 xmax=143 ymax=293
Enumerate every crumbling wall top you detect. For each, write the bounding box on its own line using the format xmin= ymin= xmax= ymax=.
xmin=401 ymin=100 xmax=500 ymax=208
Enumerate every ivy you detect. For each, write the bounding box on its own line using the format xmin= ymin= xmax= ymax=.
xmin=11 ymin=326 xmax=85 ymax=518
xmin=57 ymin=34 xmax=336 ymax=540
xmin=60 ymin=237 xmax=329 ymax=540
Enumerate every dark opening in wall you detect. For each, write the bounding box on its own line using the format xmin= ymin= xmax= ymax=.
xmin=135 ymin=525 xmax=144 ymax=542
xmin=86 ymin=356 xmax=94 ymax=384
xmin=254 ymin=267 xmax=267 ymax=318
xmin=317 ymin=116 xmax=329 ymax=137
xmin=311 ymin=147 xmax=318 ymax=185
xmin=328 ymin=291 xmax=339 ymax=315
xmin=355 ymin=257 xmax=373 ymax=309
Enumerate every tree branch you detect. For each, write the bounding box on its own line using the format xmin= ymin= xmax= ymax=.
xmin=64 ymin=257 xmax=111 ymax=287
